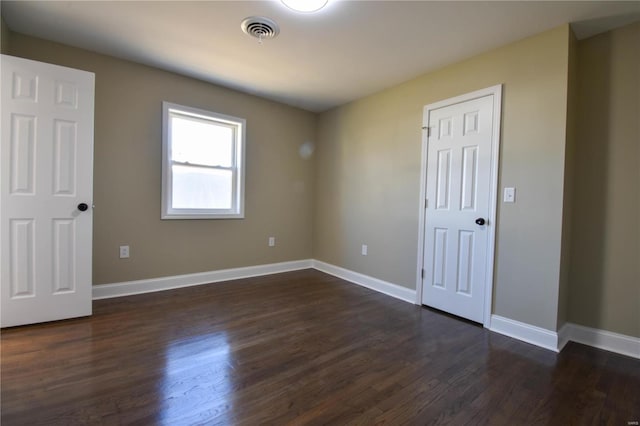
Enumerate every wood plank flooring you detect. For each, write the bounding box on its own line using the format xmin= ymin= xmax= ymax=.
xmin=1 ymin=269 xmax=639 ymax=425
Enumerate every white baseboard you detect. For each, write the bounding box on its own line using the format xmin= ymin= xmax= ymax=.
xmin=311 ymin=260 xmax=416 ymax=304
xmin=93 ymin=259 xmax=313 ymax=300
xmin=563 ymin=323 xmax=640 ymax=359
xmin=92 ymin=260 xmax=639 ymax=360
xmin=490 ymin=317 xmax=640 ymax=358
xmin=557 ymin=322 xmax=571 ymax=352
xmin=489 ymin=315 xmax=560 ymax=352
xmin=93 ymin=259 xmax=416 ymax=303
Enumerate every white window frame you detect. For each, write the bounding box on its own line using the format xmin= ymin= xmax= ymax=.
xmin=161 ymin=102 xmax=246 ymax=219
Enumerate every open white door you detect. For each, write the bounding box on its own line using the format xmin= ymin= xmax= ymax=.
xmin=1 ymin=55 xmax=95 ymax=327
xmin=419 ymin=86 xmax=501 ymax=324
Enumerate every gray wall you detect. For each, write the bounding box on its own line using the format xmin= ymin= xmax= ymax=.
xmin=8 ymin=34 xmax=316 ymax=285
xmin=557 ymin=29 xmax=579 ymax=329
xmin=1 ymin=16 xmax=10 ymax=53
xmin=4 ymin=19 xmax=638 ymax=338
xmin=568 ymin=22 xmax=640 ymax=337
xmin=315 ymin=26 xmax=571 ymax=331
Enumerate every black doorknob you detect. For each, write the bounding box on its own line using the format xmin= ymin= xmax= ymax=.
xmin=475 ymin=218 xmax=486 ymax=226
xmin=78 ymin=203 xmax=89 ymax=212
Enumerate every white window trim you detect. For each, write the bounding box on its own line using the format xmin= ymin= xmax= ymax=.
xmin=161 ymin=102 xmax=246 ymax=219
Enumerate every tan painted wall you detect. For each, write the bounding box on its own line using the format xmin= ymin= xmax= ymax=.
xmin=569 ymin=22 xmax=640 ymax=337
xmin=8 ymin=34 xmax=316 ymax=285
xmin=9 ymin=21 xmax=636 ymax=337
xmin=0 ymin=16 xmax=10 ymax=53
xmin=315 ymin=26 xmax=571 ymax=331
xmin=557 ymin=29 xmax=579 ymax=329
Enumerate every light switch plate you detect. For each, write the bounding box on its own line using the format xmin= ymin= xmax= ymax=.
xmin=504 ymin=187 xmax=516 ymax=203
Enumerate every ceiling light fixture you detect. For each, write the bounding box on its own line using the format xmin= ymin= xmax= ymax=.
xmin=281 ymin=0 xmax=328 ymax=13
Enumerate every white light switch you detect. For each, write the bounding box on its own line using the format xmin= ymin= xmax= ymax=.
xmin=361 ymin=244 xmax=368 ymax=256
xmin=504 ymin=187 xmax=516 ymax=203
xmin=268 ymin=237 xmax=276 ymax=247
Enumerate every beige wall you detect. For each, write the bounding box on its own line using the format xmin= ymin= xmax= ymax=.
xmin=5 ymin=21 xmax=637 ymax=337
xmin=8 ymin=34 xmax=316 ymax=285
xmin=0 ymin=16 xmax=10 ymax=53
xmin=557 ymin=29 xmax=579 ymax=329
xmin=315 ymin=26 xmax=571 ymax=331
xmin=568 ymin=23 xmax=640 ymax=337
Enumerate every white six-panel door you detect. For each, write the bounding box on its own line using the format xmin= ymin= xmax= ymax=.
xmin=421 ymin=93 xmax=496 ymax=323
xmin=1 ymin=55 xmax=95 ymax=327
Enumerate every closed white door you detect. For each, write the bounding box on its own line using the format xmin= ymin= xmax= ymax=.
xmin=1 ymin=55 xmax=95 ymax=327
xmin=421 ymin=93 xmax=496 ymax=323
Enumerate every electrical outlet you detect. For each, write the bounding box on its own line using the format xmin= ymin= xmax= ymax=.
xmin=268 ymin=237 xmax=276 ymax=247
xmin=119 ymin=245 xmax=130 ymax=259
xmin=361 ymin=244 xmax=368 ymax=256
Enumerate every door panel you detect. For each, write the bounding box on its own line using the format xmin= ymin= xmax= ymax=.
xmin=421 ymin=94 xmax=494 ymax=323
xmin=456 ymin=230 xmax=474 ymax=295
xmin=53 ymin=218 xmax=76 ymax=294
xmin=1 ymin=54 xmax=94 ymax=327
xmin=435 ymin=149 xmax=451 ymax=210
xmin=10 ymin=114 xmax=36 ymax=194
xmin=53 ymin=120 xmax=78 ymax=195
xmin=432 ymin=228 xmax=448 ymax=288
xmin=9 ymin=218 xmax=35 ymax=297
xmin=460 ymin=146 xmax=477 ymax=210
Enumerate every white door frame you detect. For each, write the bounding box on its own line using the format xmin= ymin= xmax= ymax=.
xmin=415 ymin=84 xmax=502 ymax=327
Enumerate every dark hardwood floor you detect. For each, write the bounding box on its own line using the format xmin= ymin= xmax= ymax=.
xmin=1 ymin=269 xmax=639 ymax=425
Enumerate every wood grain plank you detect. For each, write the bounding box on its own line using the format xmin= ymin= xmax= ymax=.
xmin=1 ymin=269 xmax=639 ymax=425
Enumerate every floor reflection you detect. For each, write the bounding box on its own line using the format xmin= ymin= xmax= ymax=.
xmin=158 ymin=332 xmax=234 ymax=425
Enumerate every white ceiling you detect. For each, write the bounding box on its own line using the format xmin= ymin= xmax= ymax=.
xmin=2 ymin=1 xmax=639 ymax=112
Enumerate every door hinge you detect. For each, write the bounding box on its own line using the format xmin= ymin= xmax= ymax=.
xmin=422 ymin=126 xmax=431 ymax=137
xmin=421 ymin=269 xmax=425 ymax=279
xmin=424 ymin=198 xmax=428 ymax=209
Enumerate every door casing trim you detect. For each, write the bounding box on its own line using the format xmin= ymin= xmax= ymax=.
xmin=415 ymin=84 xmax=503 ymax=328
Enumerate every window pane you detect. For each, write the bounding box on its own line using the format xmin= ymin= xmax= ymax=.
xmin=171 ymin=115 xmax=233 ymax=167
xmin=171 ymin=165 xmax=233 ymax=209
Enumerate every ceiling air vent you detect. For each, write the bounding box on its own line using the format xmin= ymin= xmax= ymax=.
xmin=241 ymin=16 xmax=280 ymax=42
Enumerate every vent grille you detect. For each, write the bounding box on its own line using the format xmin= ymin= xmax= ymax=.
xmin=241 ymin=17 xmax=280 ymax=41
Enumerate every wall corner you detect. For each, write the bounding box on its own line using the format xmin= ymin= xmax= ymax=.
xmin=1 ymin=15 xmax=11 ymax=54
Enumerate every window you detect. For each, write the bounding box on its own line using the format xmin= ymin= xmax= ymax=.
xmin=162 ymin=102 xmax=246 ymax=219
